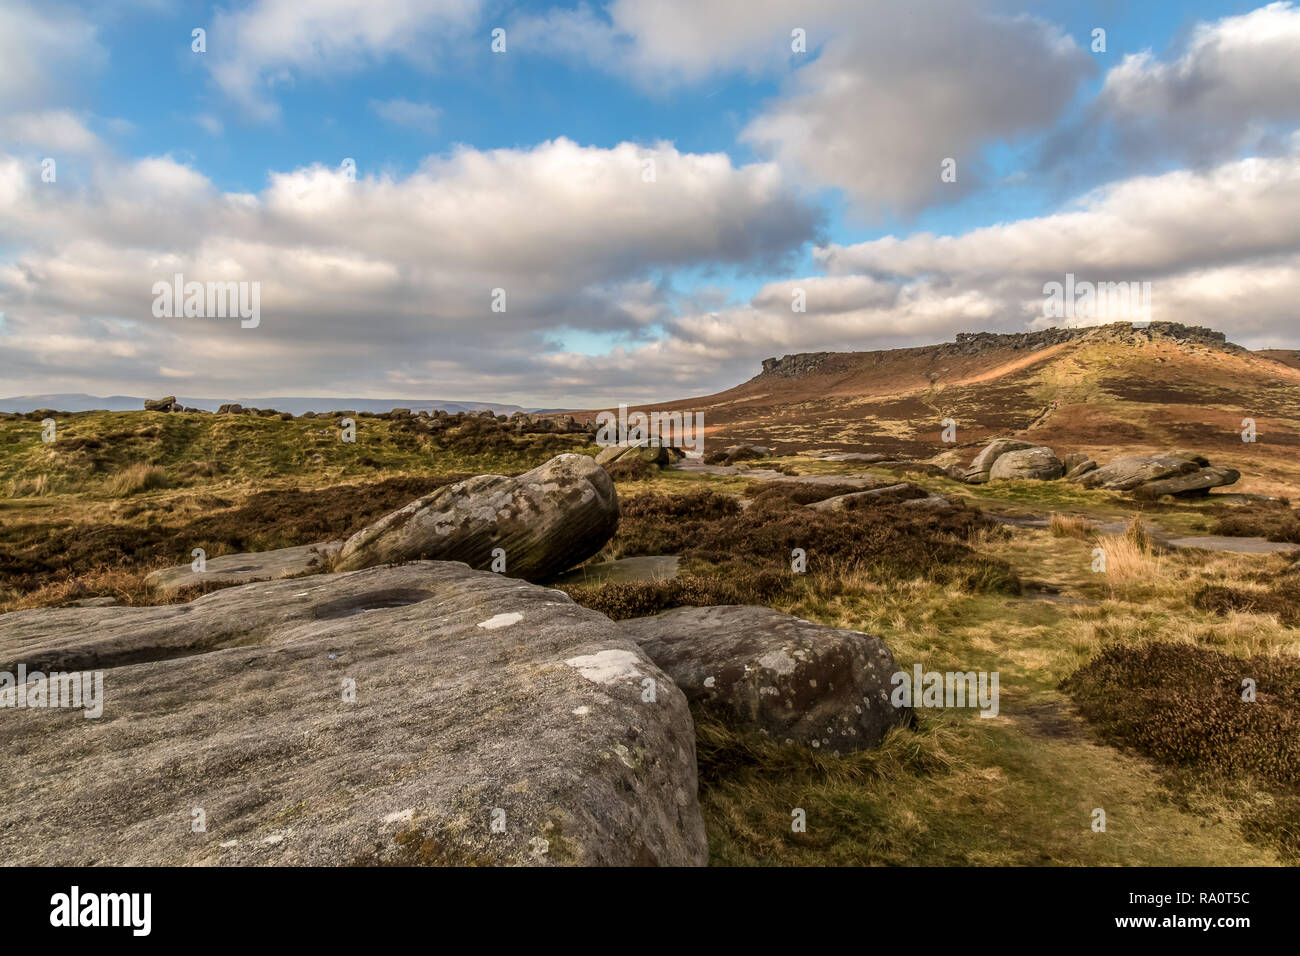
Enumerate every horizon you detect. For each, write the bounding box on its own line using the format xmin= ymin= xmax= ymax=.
xmin=3 ymin=1 xmax=1300 ymax=407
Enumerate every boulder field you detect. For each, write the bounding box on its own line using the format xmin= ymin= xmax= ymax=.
xmin=4 ymin=454 xmax=915 ymax=866
xmin=961 ymin=440 xmax=1240 ymax=498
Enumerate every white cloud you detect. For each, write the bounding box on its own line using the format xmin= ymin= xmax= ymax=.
xmin=0 ymin=1 xmax=105 ymax=110
xmin=369 ymin=98 xmax=442 ymax=134
xmin=206 ymin=0 xmax=484 ymax=120
xmin=0 ymin=111 xmax=103 ymax=154
xmin=518 ymin=0 xmax=1092 ymax=218
xmin=1097 ymin=2 xmax=1300 ymax=163
xmin=0 ymin=138 xmax=817 ymax=401
xmin=741 ymin=6 xmax=1092 ymax=218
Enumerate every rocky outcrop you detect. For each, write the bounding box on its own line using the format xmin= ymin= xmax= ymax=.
xmin=0 ymin=562 xmax=707 ymax=866
xmin=988 ymin=446 xmax=1064 ymax=481
xmin=622 ymin=606 xmax=910 ymax=753
xmin=1062 ymin=453 xmax=1097 ymax=480
xmin=755 ymin=323 xmax=1242 ymax=383
xmin=597 ymin=444 xmax=670 ymax=467
xmin=1133 ymin=465 xmax=1241 ymax=498
xmin=145 ymin=541 xmax=343 ymax=595
xmin=964 ymin=439 xmax=1038 ymax=483
xmin=335 ymin=454 xmax=618 ymax=580
xmin=1075 ymin=455 xmax=1201 ymax=491
xmin=1074 ymin=454 xmax=1240 ymax=497
xmin=144 ymin=395 xmax=177 ymax=412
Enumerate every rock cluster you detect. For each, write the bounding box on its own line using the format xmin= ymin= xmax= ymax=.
xmin=963 ymin=439 xmax=1239 ymax=497
xmin=11 ymin=455 xmax=917 ymax=865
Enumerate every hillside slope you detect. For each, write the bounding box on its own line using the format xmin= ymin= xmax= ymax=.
xmin=578 ymin=322 xmax=1300 ymax=496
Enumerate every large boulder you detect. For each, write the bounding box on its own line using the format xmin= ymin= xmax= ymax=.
xmin=1074 ymin=455 xmax=1201 ymax=490
xmin=1134 ymin=465 xmax=1241 ymax=498
xmin=144 ymin=395 xmax=176 ymax=412
xmin=335 ymin=454 xmax=618 ymax=580
xmin=621 ymin=606 xmax=911 ymax=753
xmin=988 ymin=446 xmax=1064 ymax=481
xmin=609 ymin=444 xmax=670 ymax=467
xmin=145 ymin=541 xmax=343 ymax=596
xmin=0 ymin=562 xmax=707 ymax=866
xmin=964 ymin=439 xmax=1037 ymax=483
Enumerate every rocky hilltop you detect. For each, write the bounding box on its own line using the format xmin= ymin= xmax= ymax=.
xmin=757 ymin=322 xmax=1240 ymax=380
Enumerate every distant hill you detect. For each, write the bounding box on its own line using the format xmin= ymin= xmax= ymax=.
xmin=570 ymin=321 xmax=1300 ymax=497
xmin=0 ymin=394 xmax=527 ymax=416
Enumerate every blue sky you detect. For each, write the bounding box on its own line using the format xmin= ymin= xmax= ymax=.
xmin=2 ymin=1 xmax=1299 ymax=404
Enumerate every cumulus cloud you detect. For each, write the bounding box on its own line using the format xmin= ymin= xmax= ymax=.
xmin=1095 ymin=2 xmax=1300 ymax=164
xmin=511 ymin=0 xmax=848 ymax=87
xmin=527 ymin=146 xmax=1300 ymax=399
xmin=0 ymin=1 xmax=105 ymax=111
xmin=741 ymin=5 xmax=1092 ymax=218
xmin=0 ymin=139 xmax=818 ymax=402
xmin=206 ymin=0 xmax=484 ymax=120
xmin=517 ymin=0 xmax=1092 ymax=218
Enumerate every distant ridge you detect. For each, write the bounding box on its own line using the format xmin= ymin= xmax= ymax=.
xmin=0 ymin=394 xmax=530 ymax=415
xmin=755 ymin=322 xmax=1240 ymax=380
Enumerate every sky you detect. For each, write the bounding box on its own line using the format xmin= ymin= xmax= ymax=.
xmin=1 ymin=0 xmax=1299 ymax=406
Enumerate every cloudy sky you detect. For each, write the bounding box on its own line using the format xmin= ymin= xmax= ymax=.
xmin=2 ymin=0 xmax=1299 ymax=406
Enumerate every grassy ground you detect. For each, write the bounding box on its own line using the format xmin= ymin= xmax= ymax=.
xmin=3 ymin=414 xmax=1298 ymax=865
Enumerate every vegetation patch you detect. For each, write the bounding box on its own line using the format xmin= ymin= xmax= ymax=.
xmin=560 ymin=487 xmax=1019 ymax=619
xmin=1062 ymin=641 xmax=1300 ymax=786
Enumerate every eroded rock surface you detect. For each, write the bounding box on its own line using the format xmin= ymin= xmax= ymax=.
xmin=988 ymin=447 xmax=1064 ymax=481
xmin=335 ymin=454 xmax=618 ymax=580
xmin=622 ymin=605 xmax=910 ymax=753
xmin=145 ymin=541 xmax=342 ymax=595
xmin=0 ymin=562 xmax=706 ymax=866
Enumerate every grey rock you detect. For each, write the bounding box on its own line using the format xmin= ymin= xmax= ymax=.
xmin=806 ymin=483 xmax=929 ymax=511
xmin=724 ymin=444 xmax=773 ymax=460
xmin=613 ymin=444 xmax=670 ymax=467
xmin=144 ymin=395 xmax=176 ymax=412
xmin=145 ymin=541 xmax=344 ymax=595
xmin=0 ymin=562 xmax=707 ymax=866
xmin=1063 ymin=459 xmax=1098 ymax=480
xmin=1075 ymin=455 xmax=1201 ymax=490
xmin=217 ymin=403 xmax=243 ymax=415
xmin=335 ymin=454 xmax=619 ymax=581
xmin=964 ymin=439 xmax=1037 ymax=482
xmin=622 ymin=605 xmax=911 ymax=753
xmin=988 ymin=446 xmax=1063 ymax=481
xmin=1135 ymin=465 xmax=1241 ymax=498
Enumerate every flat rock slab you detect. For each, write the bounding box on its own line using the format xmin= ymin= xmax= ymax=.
xmin=145 ymin=541 xmax=343 ymax=595
xmin=807 ymin=483 xmax=930 ymax=511
xmin=622 ymin=605 xmax=910 ymax=753
xmin=551 ymin=556 xmax=681 ymax=587
xmin=0 ymin=562 xmax=706 ymax=866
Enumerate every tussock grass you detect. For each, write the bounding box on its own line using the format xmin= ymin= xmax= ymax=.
xmin=6 ymin=474 xmax=52 ymax=498
xmin=1049 ymin=512 xmax=1094 ymax=539
xmin=107 ymin=463 xmax=170 ymax=497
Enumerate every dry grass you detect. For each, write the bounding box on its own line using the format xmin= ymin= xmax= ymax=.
xmin=1049 ymin=512 xmax=1094 ymax=540
xmin=5 ymin=474 xmax=52 ymax=498
xmin=106 ymin=463 xmax=171 ymax=497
